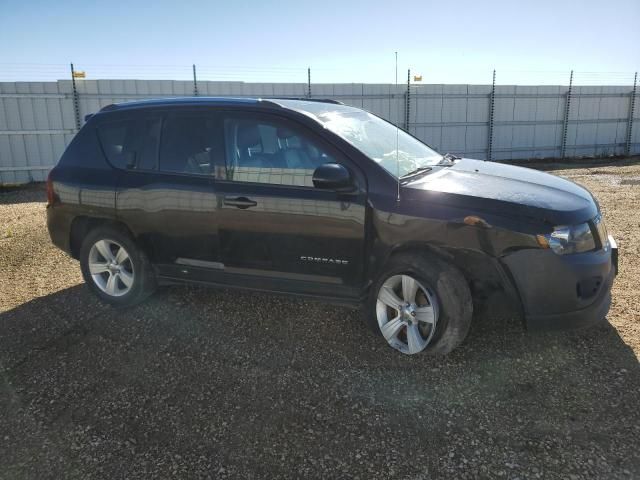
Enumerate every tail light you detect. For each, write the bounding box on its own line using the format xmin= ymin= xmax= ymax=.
xmin=46 ymin=171 xmax=56 ymax=206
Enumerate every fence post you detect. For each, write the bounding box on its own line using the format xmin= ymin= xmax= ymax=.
xmin=192 ymin=64 xmax=199 ymax=96
xmin=307 ymin=67 xmax=311 ymax=98
xmin=405 ymin=69 xmax=411 ymax=131
xmin=487 ymin=69 xmax=496 ymax=161
xmin=625 ymin=72 xmax=637 ymax=156
xmin=560 ymin=70 xmax=574 ymax=159
xmin=70 ymin=63 xmax=81 ymax=131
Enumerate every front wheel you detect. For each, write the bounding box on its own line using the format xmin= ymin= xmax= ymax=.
xmin=366 ymin=252 xmax=473 ymax=355
xmin=79 ymin=225 xmax=156 ymax=306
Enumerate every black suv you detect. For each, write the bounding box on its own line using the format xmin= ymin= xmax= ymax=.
xmin=47 ymin=97 xmax=618 ymax=355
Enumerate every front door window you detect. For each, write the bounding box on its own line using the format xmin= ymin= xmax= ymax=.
xmin=222 ymin=117 xmax=337 ymax=187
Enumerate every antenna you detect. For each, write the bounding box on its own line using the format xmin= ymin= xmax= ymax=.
xmin=395 ymin=52 xmax=400 ymax=203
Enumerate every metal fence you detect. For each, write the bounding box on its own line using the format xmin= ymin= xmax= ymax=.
xmin=0 ymin=68 xmax=638 ymax=184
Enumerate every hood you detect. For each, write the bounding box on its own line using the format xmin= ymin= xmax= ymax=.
xmin=404 ymin=158 xmax=598 ymax=225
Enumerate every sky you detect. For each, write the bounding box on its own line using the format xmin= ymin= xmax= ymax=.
xmin=0 ymin=0 xmax=638 ymax=85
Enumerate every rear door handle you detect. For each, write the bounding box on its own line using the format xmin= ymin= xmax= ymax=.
xmin=223 ymin=196 xmax=258 ymax=209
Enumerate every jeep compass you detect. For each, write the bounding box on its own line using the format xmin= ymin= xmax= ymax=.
xmin=46 ymin=97 xmax=618 ymax=355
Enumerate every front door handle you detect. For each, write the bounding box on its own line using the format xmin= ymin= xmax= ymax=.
xmin=223 ymin=196 xmax=258 ymax=209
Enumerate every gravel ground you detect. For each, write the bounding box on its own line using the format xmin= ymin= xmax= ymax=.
xmin=1 ymin=159 xmax=639 ymax=479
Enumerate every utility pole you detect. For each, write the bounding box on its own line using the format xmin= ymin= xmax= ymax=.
xmin=192 ymin=64 xmax=199 ymax=96
xmin=487 ymin=69 xmax=496 ymax=161
xmin=625 ymin=72 xmax=637 ymax=156
xmin=561 ymin=70 xmax=574 ymax=159
xmin=405 ymin=69 xmax=411 ymax=131
xmin=70 ymin=63 xmax=81 ymax=131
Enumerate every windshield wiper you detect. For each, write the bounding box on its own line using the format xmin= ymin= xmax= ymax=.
xmin=438 ymin=152 xmax=460 ymax=164
xmin=400 ymin=166 xmax=432 ymax=179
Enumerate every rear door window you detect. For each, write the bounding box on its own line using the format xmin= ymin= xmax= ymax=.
xmin=97 ymin=117 xmax=161 ymax=171
xmin=159 ymin=114 xmax=220 ymax=176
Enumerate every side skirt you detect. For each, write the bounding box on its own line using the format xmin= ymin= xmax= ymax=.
xmin=155 ymin=263 xmax=365 ymax=308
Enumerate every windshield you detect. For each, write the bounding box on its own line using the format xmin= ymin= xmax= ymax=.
xmin=276 ymin=100 xmax=443 ymax=178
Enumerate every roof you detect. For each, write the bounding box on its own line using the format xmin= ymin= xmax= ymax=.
xmin=99 ymin=96 xmax=341 ymax=113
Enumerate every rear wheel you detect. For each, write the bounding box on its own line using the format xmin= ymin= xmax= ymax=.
xmin=79 ymin=226 xmax=156 ymax=306
xmin=366 ymin=252 xmax=472 ymax=355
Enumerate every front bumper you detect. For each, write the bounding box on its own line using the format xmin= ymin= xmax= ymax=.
xmin=503 ymin=236 xmax=618 ymax=331
xmin=609 ymin=235 xmax=618 ymax=274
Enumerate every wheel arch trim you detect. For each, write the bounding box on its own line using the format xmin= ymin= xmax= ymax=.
xmin=69 ymin=216 xmax=140 ymax=259
xmin=371 ymin=242 xmax=525 ymax=323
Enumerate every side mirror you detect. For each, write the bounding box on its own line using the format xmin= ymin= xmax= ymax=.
xmin=312 ymin=163 xmax=355 ymax=192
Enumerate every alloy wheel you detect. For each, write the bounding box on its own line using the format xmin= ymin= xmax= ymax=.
xmin=375 ymin=274 xmax=439 ymax=355
xmin=88 ymin=239 xmax=135 ymax=297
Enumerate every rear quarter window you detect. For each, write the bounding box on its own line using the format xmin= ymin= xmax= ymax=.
xmin=97 ymin=117 xmax=161 ymax=171
xmin=57 ymin=123 xmax=107 ymax=168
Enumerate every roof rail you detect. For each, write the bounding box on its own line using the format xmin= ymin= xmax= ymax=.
xmin=269 ymin=97 xmax=343 ymax=105
xmin=98 ymin=97 xmax=262 ymax=113
xmin=96 ymin=96 xmax=343 ymax=114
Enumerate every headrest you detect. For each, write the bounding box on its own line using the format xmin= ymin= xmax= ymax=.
xmin=277 ymin=127 xmax=296 ymax=139
xmin=237 ymin=124 xmax=261 ymax=148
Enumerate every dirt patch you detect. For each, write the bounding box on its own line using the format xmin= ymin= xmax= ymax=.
xmin=1 ymin=160 xmax=638 ymax=479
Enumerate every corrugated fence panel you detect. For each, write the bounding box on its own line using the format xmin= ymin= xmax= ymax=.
xmin=412 ymin=84 xmax=444 ymax=154
xmin=465 ymin=85 xmax=491 ymax=158
xmin=0 ymin=81 xmax=75 ymax=183
xmin=438 ymin=85 xmax=469 ymax=158
xmin=363 ymin=84 xmax=405 ymax=127
xmin=531 ymin=86 xmax=564 ymax=159
xmin=1 ymin=79 xmax=638 ymax=184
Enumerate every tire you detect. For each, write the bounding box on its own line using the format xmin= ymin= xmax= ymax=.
xmin=365 ymin=252 xmax=472 ymax=355
xmin=79 ymin=225 xmax=156 ymax=306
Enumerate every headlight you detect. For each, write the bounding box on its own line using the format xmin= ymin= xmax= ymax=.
xmin=594 ymin=214 xmax=610 ymax=251
xmin=537 ymin=222 xmax=596 ymax=255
